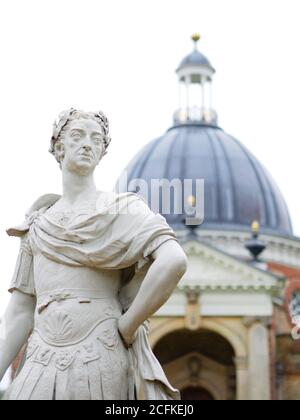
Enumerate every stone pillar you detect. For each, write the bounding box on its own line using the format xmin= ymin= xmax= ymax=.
xmin=248 ymin=322 xmax=271 ymax=400
xmin=234 ymin=356 xmax=248 ymax=401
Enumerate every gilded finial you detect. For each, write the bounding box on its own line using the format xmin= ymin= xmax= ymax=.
xmin=246 ymin=220 xmax=266 ymax=261
xmin=191 ymin=33 xmax=201 ymax=49
xmin=251 ymin=220 xmax=260 ymax=235
xmin=192 ymin=33 xmax=201 ymax=43
xmin=187 ymin=195 xmax=196 ymax=207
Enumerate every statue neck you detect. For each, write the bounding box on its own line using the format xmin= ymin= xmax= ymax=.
xmin=61 ymin=169 xmax=97 ymax=207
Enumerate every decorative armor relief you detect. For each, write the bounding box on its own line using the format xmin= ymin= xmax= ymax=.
xmin=44 ymin=311 xmax=74 ymax=343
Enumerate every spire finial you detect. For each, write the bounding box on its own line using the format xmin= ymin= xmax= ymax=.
xmin=245 ymin=220 xmax=266 ymax=261
xmin=191 ymin=33 xmax=201 ymax=50
xmin=187 ymin=195 xmax=196 ymax=207
xmin=251 ymin=220 xmax=260 ymax=236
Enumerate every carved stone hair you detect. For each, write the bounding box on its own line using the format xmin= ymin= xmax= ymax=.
xmin=49 ymin=108 xmax=112 ymax=165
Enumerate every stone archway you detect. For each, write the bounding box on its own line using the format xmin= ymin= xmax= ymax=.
xmin=153 ymin=329 xmax=237 ymax=400
xmin=150 ymin=317 xmax=248 ymax=400
xmin=150 ymin=318 xmax=246 ymax=360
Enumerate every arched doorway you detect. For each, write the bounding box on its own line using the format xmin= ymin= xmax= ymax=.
xmin=153 ymin=328 xmax=236 ymax=400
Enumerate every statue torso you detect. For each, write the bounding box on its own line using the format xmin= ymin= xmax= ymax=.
xmin=30 ymin=202 xmax=124 ymax=347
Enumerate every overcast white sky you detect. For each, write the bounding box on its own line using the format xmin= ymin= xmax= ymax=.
xmin=0 ymin=0 xmax=300 ymax=317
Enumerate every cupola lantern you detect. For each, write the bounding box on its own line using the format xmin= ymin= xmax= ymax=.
xmin=174 ymin=34 xmax=217 ymax=125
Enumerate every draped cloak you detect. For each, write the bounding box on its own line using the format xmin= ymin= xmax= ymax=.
xmin=6 ymin=191 xmax=181 ymax=400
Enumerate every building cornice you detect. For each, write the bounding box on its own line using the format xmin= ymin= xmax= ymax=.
xmin=176 ymin=229 xmax=300 ymax=271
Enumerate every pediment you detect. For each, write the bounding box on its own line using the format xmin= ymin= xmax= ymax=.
xmin=180 ymin=240 xmax=282 ymax=291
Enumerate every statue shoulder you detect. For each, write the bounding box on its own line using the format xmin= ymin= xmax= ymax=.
xmin=25 ymin=193 xmax=61 ymax=216
xmin=7 ymin=193 xmax=61 ymax=238
xmin=114 ymin=191 xmax=148 ymax=204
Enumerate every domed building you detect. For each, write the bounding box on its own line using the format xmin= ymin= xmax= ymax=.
xmin=115 ymin=35 xmax=300 ymax=400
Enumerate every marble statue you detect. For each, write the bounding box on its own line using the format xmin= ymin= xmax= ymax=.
xmin=0 ymin=109 xmax=187 ymax=400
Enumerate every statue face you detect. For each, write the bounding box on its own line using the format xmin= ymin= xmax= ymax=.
xmin=61 ymin=118 xmax=105 ymax=175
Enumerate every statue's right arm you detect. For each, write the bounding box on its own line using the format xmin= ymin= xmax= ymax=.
xmin=0 ymin=290 xmax=36 ymax=381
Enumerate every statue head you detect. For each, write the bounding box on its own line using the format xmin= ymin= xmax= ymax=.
xmin=49 ymin=108 xmax=111 ymax=175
